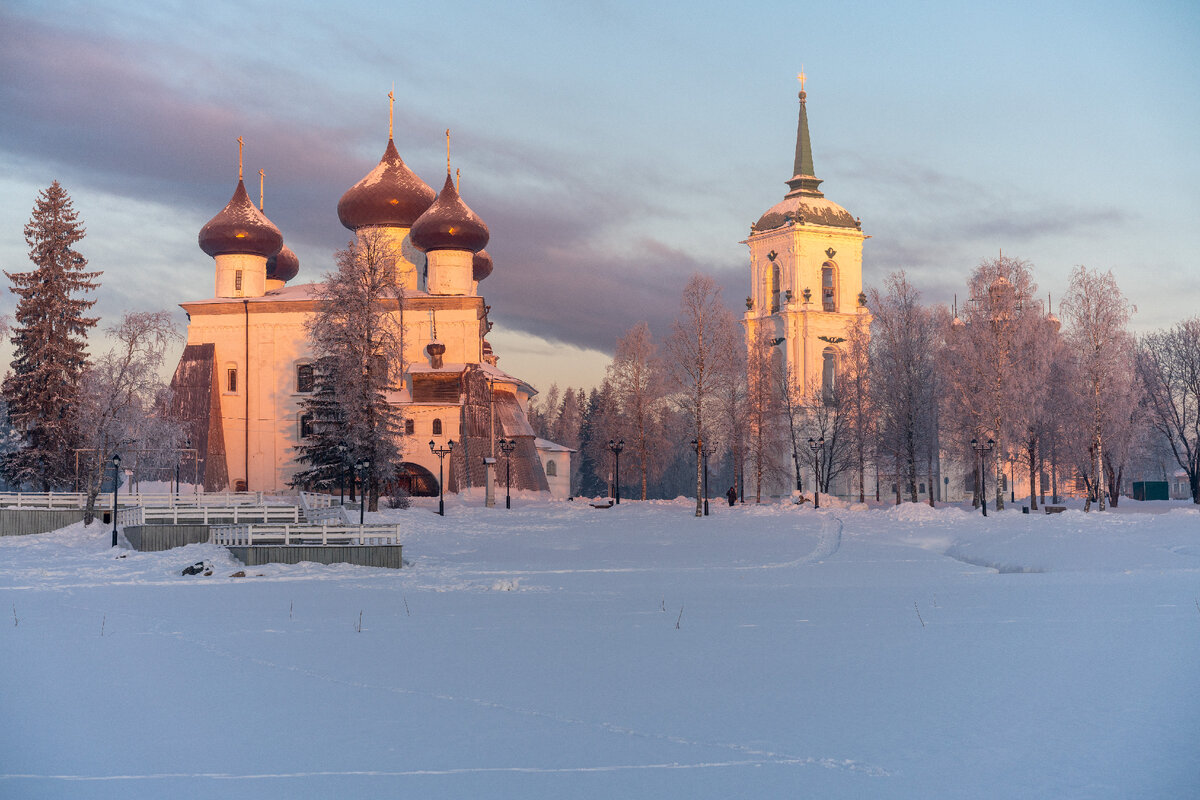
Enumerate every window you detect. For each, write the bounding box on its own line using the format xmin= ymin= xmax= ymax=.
xmin=821 ymin=347 xmax=837 ymax=404
xmin=546 ymin=459 xmax=557 ymax=477
xmin=405 ymin=419 xmax=415 ymax=435
xmin=770 ymin=263 xmax=781 ymax=313
xmin=299 ymin=413 xmax=314 ymax=439
xmin=919 ymin=482 xmax=926 ymax=494
xmin=822 ymin=263 xmax=837 ymax=311
xmin=235 ymin=270 xmax=243 ymax=293
xmin=227 ymin=367 xmax=238 ymax=393
xmin=432 ymin=418 xmax=442 ymax=436
xmin=296 ymin=364 xmax=314 ymax=393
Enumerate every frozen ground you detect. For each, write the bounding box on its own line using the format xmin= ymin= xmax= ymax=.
xmin=2 ymin=496 xmax=1199 ymax=799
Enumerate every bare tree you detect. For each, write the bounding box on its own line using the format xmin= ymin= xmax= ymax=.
xmin=307 ymin=229 xmax=406 ymax=512
xmin=1137 ymin=319 xmax=1200 ymax=504
xmin=1060 ymin=266 xmax=1138 ymax=510
xmin=745 ymin=325 xmax=784 ymax=502
xmin=871 ymin=272 xmax=939 ymax=504
xmin=841 ymin=311 xmax=874 ymax=503
xmin=665 ymin=274 xmax=738 ymax=517
xmin=75 ymin=312 xmax=181 ymax=524
xmin=607 ymin=322 xmax=666 ymax=500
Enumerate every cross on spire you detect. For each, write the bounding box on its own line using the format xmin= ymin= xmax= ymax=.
xmin=388 ymin=86 xmax=394 ymax=140
xmin=258 ymin=169 xmax=265 ymax=210
xmin=237 ymin=136 xmax=244 ymax=181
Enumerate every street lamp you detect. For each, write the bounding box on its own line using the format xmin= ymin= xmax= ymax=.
xmin=971 ymin=438 xmax=995 ymax=517
xmin=175 ymin=438 xmax=190 ymax=498
xmin=355 ymin=459 xmax=370 ymax=525
xmin=607 ymin=439 xmax=624 ymax=504
xmin=338 ymin=444 xmax=347 ymax=505
xmin=429 ymin=439 xmax=454 ymax=516
xmin=807 ymin=437 xmax=825 ymax=508
xmin=497 ymin=437 xmax=516 ymax=509
xmin=110 ymin=453 xmax=121 ymax=547
xmin=690 ymin=439 xmax=712 ymax=516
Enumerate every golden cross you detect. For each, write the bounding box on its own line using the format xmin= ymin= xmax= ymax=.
xmin=797 ymin=68 xmax=806 ymax=92
xmin=237 ymin=136 xmax=244 ymax=180
xmin=388 ymin=87 xmax=394 ymax=139
xmin=456 ymin=167 xmax=460 ymax=192
xmin=258 ymin=169 xmax=265 ymax=210
xmin=445 ymin=128 xmax=451 ymax=174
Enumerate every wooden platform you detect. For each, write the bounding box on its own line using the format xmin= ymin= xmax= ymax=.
xmin=227 ymin=544 xmax=403 ymax=569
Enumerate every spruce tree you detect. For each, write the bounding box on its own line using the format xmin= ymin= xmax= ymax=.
xmin=3 ymin=182 xmax=101 ymax=490
xmin=290 ymin=355 xmax=349 ymax=492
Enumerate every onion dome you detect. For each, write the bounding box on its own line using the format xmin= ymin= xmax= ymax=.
xmin=198 ymin=180 xmax=283 ymax=258
xmin=266 ymin=244 xmax=300 ymax=283
xmin=409 ymin=173 xmax=490 ymax=254
xmin=472 ymin=249 xmax=493 ymax=281
xmin=337 ymin=139 xmax=436 ymax=230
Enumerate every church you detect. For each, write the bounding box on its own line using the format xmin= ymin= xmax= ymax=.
xmin=168 ymin=104 xmax=566 ymax=498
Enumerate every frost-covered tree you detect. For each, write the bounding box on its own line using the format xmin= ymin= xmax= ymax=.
xmin=841 ymin=311 xmax=874 ymax=503
xmin=1060 ymin=266 xmax=1138 ymax=510
xmin=665 ymin=274 xmax=738 ymax=517
xmin=1137 ymin=319 xmax=1200 ymax=504
xmin=3 ymin=182 xmax=101 ymax=490
xmin=306 ymin=230 xmax=406 ymax=511
xmin=75 ymin=312 xmax=181 ymax=523
xmin=290 ymin=355 xmax=348 ymax=494
xmin=941 ymin=257 xmax=1045 ymax=510
xmin=551 ymin=388 xmax=584 ymax=494
xmin=745 ymin=325 xmax=782 ymax=502
xmin=871 ymin=272 xmax=939 ymax=504
xmin=607 ymin=322 xmax=666 ymax=500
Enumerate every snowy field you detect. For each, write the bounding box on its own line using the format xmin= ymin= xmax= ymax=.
xmin=2 ymin=496 xmax=1199 ymax=799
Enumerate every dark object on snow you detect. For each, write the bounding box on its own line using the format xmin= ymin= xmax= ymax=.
xmin=1045 ymin=506 xmax=1066 ymax=514
xmin=181 ymin=561 xmax=210 ymax=576
xmin=726 ymin=487 xmax=737 ymax=506
xmin=229 ymin=571 xmax=246 ymax=578
xmin=591 ymin=499 xmax=614 ymax=509
xmin=1132 ymin=481 xmax=1168 ymax=501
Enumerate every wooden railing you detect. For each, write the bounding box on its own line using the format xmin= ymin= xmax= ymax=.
xmin=0 ymin=491 xmax=293 ymax=509
xmin=127 ymin=505 xmax=305 ymax=525
xmin=211 ymin=523 xmax=402 ymax=547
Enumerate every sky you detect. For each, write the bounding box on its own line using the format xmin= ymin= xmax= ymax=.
xmin=1 ymin=0 xmax=1198 ymax=393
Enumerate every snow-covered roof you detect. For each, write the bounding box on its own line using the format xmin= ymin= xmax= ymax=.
xmin=535 ymin=437 xmax=575 ymax=453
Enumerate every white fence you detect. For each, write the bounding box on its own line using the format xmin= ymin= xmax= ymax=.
xmin=0 ymin=491 xmax=293 ymax=510
xmin=124 ymin=505 xmax=305 ymax=525
xmin=211 ymin=522 xmax=403 ymax=547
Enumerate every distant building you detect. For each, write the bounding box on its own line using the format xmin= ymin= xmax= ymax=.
xmin=169 ymin=114 xmax=563 ymax=497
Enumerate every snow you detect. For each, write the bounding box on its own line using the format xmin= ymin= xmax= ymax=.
xmin=3 ymin=497 xmax=1199 ymax=798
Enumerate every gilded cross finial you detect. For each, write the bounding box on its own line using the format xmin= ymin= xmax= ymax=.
xmin=798 ymin=67 xmax=806 ymax=93
xmin=388 ymin=86 xmax=394 ymax=139
xmin=258 ymin=169 xmax=265 ymax=210
xmin=456 ymin=167 xmax=460 ymax=193
xmin=237 ymin=136 xmax=244 ymax=180
xmin=445 ymin=128 xmax=451 ymax=174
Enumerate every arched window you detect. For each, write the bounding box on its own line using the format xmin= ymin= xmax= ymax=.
xmin=299 ymin=413 xmax=314 ymax=439
xmin=296 ymin=363 xmax=314 ymax=393
xmin=546 ymin=459 xmax=557 ymax=477
xmin=822 ymin=263 xmax=837 ymax=311
xmin=821 ymin=347 xmax=837 ymax=404
xmin=770 ymin=263 xmax=781 ymax=313
xmin=432 ymin=418 xmax=442 ymax=436
xmin=404 ymin=419 xmax=415 ymax=435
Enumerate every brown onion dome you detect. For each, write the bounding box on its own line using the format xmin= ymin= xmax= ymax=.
xmin=337 ymin=138 xmax=436 ymax=230
xmin=472 ymin=249 xmax=493 ymax=281
xmin=410 ymin=173 xmax=489 ymax=253
xmin=199 ymin=180 xmax=283 ymax=258
xmin=266 ymin=244 xmax=300 ymax=283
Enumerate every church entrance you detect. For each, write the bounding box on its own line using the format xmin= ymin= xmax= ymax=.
xmin=395 ymin=462 xmax=439 ymax=497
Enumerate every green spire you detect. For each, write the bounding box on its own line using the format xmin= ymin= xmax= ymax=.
xmin=785 ymin=76 xmax=824 ymax=198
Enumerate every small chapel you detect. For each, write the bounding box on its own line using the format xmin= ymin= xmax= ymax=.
xmin=167 ymin=103 xmax=563 ymax=498
xmin=743 ymin=75 xmax=869 ymax=400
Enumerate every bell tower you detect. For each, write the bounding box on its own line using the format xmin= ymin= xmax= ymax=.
xmin=744 ymin=74 xmax=869 ymax=398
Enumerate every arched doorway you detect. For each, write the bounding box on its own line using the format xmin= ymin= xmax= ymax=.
xmin=395 ymin=462 xmax=439 ymax=497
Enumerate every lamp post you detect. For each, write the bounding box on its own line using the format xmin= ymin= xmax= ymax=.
xmin=110 ymin=453 xmax=121 ymax=547
xmin=175 ymin=438 xmax=191 ymax=498
xmin=497 ymin=437 xmax=516 ymax=509
xmin=355 ymin=459 xmax=370 ymax=525
xmin=1010 ymin=455 xmax=1016 ymax=503
xmin=690 ymin=440 xmax=712 ymax=516
xmin=807 ymin=437 xmax=825 ymax=508
xmin=607 ymin=439 xmax=624 ymax=504
xmin=972 ymin=438 xmax=995 ymax=517
xmin=338 ymin=444 xmax=347 ymax=505
xmin=429 ymin=439 xmax=454 ymax=516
